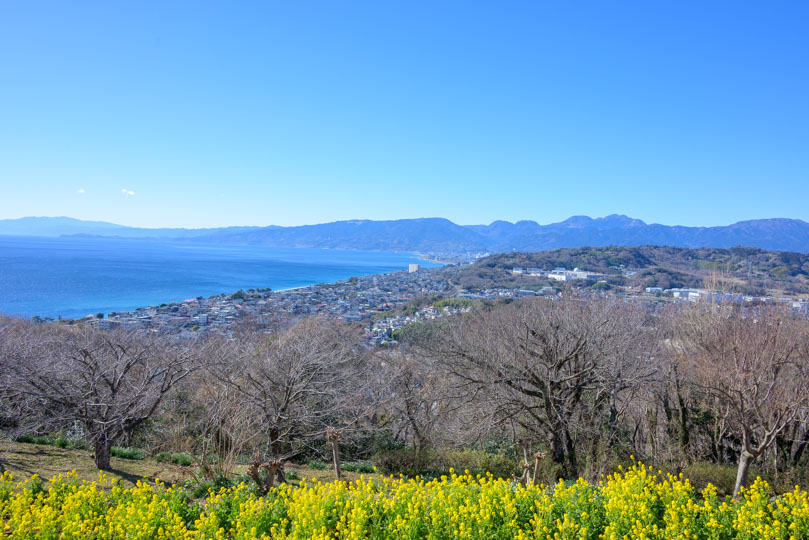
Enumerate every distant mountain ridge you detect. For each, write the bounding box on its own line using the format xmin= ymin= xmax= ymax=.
xmin=3 ymin=215 xmax=809 ymax=254
xmin=0 ymin=216 xmax=262 ymax=239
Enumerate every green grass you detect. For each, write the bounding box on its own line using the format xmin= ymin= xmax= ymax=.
xmin=155 ymin=451 xmax=193 ymax=466
xmin=0 ymin=440 xmax=380 ymax=490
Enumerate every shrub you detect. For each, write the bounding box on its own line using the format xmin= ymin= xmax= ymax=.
xmin=110 ymin=446 xmax=146 ymax=460
xmin=155 ymin=451 xmax=192 ymax=466
xmin=682 ymin=461 xmax=739 ymax=497
xmin=173 ymin=452 xmax=193 ymax=467
xmin=342 ymin=461 xmax=375 ymax=473
xmin=374 ymin=448 xmax=517 ymax=479
xmin=307 ymin=459 xmax=327 ymax=470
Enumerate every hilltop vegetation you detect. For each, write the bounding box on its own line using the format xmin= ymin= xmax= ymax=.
xmin=449 ymin=245 xmax=809 ymax=294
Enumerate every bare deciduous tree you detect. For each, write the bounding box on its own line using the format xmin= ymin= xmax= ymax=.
xmin=422 ymin=297 xmax=656 ymax=478
xmin=376 ymin=350 xmax=474 ymax=467
xmin=218 ymin=317 xmax=369 ymax=464
xmin=677 ymin=304 xmax=809 ymax=497
xmin=1 ymin=320 xmax=199 ymax=470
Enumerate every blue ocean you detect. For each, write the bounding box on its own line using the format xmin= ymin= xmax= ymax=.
xmin=0 ymin=236 xmax=439 ymax=319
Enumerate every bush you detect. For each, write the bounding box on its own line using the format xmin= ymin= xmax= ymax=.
xmin=374 ymin=448 xmax=517 ymax=479
xmin=186 ymin=475 xmax=234 ymax=498
xmin=682 ymin=462 xmax=739 ymax=497
xmin=111 ymin=446 xmax=146 ymax=460
xmin=173 ymin=452 xmax=193 ymax=467
xmin=155 ymin=451 xmax=193 ymax=466
xmin=307 ymin=460 xmax=327 ymax=470
xmin=342 ymin=461 xmax=375 ymax=474
xmin=33 ymin=435 xmax=55 ymax=445
xmin=13 ymin=433 xmax=85 ymax=449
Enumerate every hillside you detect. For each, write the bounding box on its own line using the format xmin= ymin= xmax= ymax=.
xmin=448 ymin=245 xmax=809 ymax=295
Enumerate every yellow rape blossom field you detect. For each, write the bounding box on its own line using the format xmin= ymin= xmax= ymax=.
xmin=2 ymin=462 xmax=809 ymax=539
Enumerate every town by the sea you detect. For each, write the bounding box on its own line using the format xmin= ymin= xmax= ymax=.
xmin=0 ymin=236 xmax=440 ymax=319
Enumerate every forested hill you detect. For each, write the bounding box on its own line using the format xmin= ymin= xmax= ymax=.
xmin=451 ymin=245 xmax=809 ymax=294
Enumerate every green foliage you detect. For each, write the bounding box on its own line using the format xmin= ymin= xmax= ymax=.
xmin=230 ymin=289 xmax=247 ymax=300
xmin=341 ymin=461 xmax=375 ymax=474
xmin=681 ymin=462 xmax=738 ymax=497
xmin=307 ymin=459 xmax=327 ymax=470
xmin=155 ymin=451 xmax=193 ymax=466
xmin=174 ymin=452 xmax=194 ymax=467
xmin=110 ymin=446 xmax=146 ymax=460
xmin=432 ymin=297 xmax=474 ymax=309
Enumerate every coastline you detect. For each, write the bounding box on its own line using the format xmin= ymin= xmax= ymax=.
xmin=0 ymin=236 xmax=444 ymax=320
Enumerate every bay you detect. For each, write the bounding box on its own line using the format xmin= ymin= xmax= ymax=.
xmin=0 ymin=236 xmax=438 ymax=319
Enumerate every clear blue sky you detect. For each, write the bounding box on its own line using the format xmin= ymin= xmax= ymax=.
xmin=1 ymin=1 xmax=807 ymax=228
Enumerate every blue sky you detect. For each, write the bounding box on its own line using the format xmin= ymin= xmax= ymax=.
xmin=1 ymin=1 xmax=807 ymax=228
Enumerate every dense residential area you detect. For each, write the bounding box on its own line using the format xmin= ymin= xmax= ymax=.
xmin=30 ymin=244 xmax=809 ymax=345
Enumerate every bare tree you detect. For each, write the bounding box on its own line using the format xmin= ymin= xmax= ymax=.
xmin=375 ymin=350 xmax=475 ymax=467
xmin=1 ymin=320 xmax=199 ymax=470
xmin=218 ymin=317 xmax=369 ymax=464
xmin=421 ymin=297 xmax=656 ymax=478
xmin=185 ymin=375 xmax=261 ymax=483
xmin=677 ymin=304 xmax=809 ymax=497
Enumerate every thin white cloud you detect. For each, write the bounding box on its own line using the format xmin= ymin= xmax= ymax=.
xmin=77 ymin=189 xmax=86 ymax=194
xmin=121 ymin=189 xmax=135 ymax=196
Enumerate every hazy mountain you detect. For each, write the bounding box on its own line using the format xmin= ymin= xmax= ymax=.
xmin=0 ymin=216 xmax=261 ymax=238
xmin=0 ymin=216 xmax=128 ymax=237
xmin=4 ymin=215 xmax=809 ymax=254
xmin=195 ymin=218 xmax=489 ymax=253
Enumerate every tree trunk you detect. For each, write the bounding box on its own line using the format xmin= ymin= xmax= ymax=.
xmin=331 ymin=441 xmax=342 ymax=480
xmin=674 ymin=381 xmax=690 ymax=461
xmin=733 ymin=450 xmax=755 ymax=498
xmin=550 ymin=431 xmax=565 ymax=469
xmin=563 ymin=428 xmax=579 ymax=479
xmin=792 ymin=438 xmax=808 ymax=466
xmin=94 ymin=438 xmax=112 ymax=470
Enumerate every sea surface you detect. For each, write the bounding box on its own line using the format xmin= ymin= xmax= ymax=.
xmin=0 ymin=236 xmax=439 ymax=319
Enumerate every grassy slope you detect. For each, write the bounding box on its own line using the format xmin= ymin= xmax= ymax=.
xmin=0 ymin=440 xmax=376 ymax=488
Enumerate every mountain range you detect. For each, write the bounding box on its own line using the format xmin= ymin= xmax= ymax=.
xmin=2 ymin=215 xmax=809 ymax=254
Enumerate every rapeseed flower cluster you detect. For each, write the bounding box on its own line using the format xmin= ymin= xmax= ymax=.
xmin=2 ymin=462 xmax=808 ymax=539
